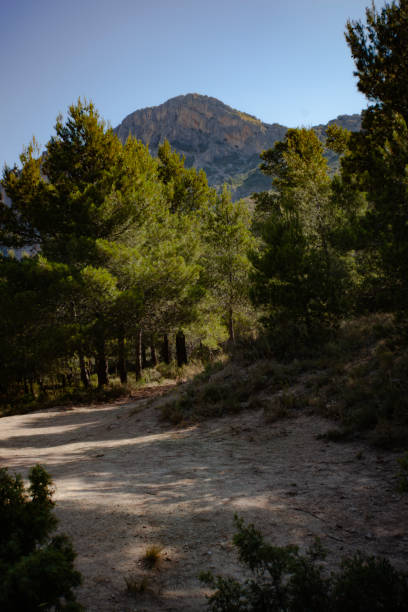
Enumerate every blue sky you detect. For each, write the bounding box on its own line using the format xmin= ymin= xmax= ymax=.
xmin=1 ymin=0 xmax=384 ymax=168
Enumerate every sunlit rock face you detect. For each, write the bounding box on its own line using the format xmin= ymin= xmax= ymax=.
xmin=116 ymin=94 xmax=362 ymax=200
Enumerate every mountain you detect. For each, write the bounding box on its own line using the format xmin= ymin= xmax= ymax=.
xmin=114 ymin=94 xmax=361 ymax=200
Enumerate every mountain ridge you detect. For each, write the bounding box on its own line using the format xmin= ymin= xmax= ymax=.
xmin=115 ymin=94 xmax=361 ymax=199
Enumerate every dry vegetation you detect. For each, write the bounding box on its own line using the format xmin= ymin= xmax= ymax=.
xmin=1 ymin=315 xmax=408 ymax=610
xmin=160 ymin=315 xmax=408 ymax=449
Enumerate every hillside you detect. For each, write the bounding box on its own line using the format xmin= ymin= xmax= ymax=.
xmin=114 ymin=94 xmax=361 ymax=199
xmin=1 ymin=364 xmax=406 ymax=611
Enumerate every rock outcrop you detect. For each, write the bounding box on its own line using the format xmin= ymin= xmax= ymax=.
xmin=115 ymin=94 xmax=361 ymax=199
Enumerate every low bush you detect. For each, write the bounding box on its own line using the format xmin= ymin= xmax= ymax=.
xmin=0 ymin=382 xmax=132 ymax=417
xmin=0 ymin=464 xmax=82 ymax=611
xmin=200 ymin=515 xmax=408 ymax=612
xmin=125 ymin=575 xmax=149 ymax=595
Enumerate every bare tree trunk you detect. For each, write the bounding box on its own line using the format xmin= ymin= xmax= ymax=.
xmin=176 ymin=330 xmax=188 ymax=367
xmin=95 ymin=340 xmax=108 ymax=388
xmin=141 ymin=339 xmax=148 ymax=369
xmin=150 ymin=334 xmax=157 ymax=367
xmin=118 ymin=333 xmax=127 ymax=384
xmin=135 ymin=329 xmax=142 ymax=381
xmin=161 ymin=334 xmax=171 ymax=364
xmin=228 ymin=306 xmax=235 ymax=343
xmin=79 ymin=352 xmax=90 ymax=388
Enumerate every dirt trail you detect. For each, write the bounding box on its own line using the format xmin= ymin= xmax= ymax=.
xmin=1 ymin=388 xmax=407 ymax=611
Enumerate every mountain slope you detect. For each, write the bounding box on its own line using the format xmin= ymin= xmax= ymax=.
xmin=114 ymin=94 xmax=361 ymax=199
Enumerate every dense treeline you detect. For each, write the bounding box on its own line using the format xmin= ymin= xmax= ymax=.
xmin=251 ymin=0 xmax=408 ymax=349
xmin=1 ymin=0 xmax=408 ymax=412
xmin=0 ymin=103 xmax=255 ymax=401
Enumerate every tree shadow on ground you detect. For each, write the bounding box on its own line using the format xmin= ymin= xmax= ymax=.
xmin=1 ymin=398 xmax=408 ymax=611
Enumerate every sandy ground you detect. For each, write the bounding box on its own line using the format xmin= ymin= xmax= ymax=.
xmin=1 ymin=386 xmax=407 ymax=611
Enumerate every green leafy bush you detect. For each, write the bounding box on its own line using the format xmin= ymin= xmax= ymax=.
xmin=200 ymin=515 xmax=408 ymax=612
xmin=0 ymin=464 xmax=82 ymax=611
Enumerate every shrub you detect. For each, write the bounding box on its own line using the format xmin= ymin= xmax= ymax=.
xmin=0 ymin=465 xmax=82 ymax=611
xmin=195 ymin=360 xmax=225 ymax=384
xmin=331 ymin=552 xmax=408 ymax=612
xmin=125 ymin=575 xmax=149 ymax=595
xmin=200 ymin=515 xmax=408 ymax=612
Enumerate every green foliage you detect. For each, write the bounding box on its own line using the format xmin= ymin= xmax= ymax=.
xmin=3 ymin=0 xmax=408 ymax=415
xmin=0 ymin=254 xmax=75 ymax=396
xmin=325 ymin=124 xmax=351 ymax=155
xmin=251 ymin=129 xmax=352 ymax=346
xmin=283 ymin=315 xmax=408 ymax=448
xmin=343 ymin=1 xmax=408 ymax=311
xmin=1 ymin=100 xmax=159 ymax=392
xmin=331 ymin=552 xmax=408 ymax=612
xmin=157 ymin=139 xmax=214 ymax=214
xmin=345 ymin=1 xmax=408 ymax=115
xmin=0 ymin=100 xmax=221 ymax=399
xmin=201 ymin=515 xmax=408 ymax=612
xmin=201 ymin=186 xmax=256 ymax=342
xmin=248 ymin=0 xmax=408 ymax=354
xmin=2 ymin=100 xmax=129 ymax=259
xmin=0 ymin=465 xmax=82 ymax=611
xmin=160 ymin=357 xmax=295 ymax=424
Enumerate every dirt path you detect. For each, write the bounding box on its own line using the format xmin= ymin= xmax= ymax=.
xmin=1 ymin=389 xmax=407 ymax=611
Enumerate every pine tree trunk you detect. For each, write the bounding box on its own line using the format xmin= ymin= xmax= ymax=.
xmin=79 ymin=352 xmax=90 ymax=388
xmin=161 ymin=334 xmax=171 ymax=364
xmin=135 ymin=329 xmax=142 ymax=381
xmin=176 ymin=330 xmax=188 ymax=367
xmin=150 ymin=334 xmax=157 ymax=367
xmin=228 ymin=306 xmax=235 ymax=343
xmin=118 ymin=333 xmax=127 ymax=384
xmin=95 ymin=341 xmax=108 ymax=388
xmin=141 ymin=339 xmax=148 ymax=369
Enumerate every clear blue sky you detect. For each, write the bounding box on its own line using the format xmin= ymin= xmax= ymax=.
xmin=1 ymin=0 xmax=384 ymax=168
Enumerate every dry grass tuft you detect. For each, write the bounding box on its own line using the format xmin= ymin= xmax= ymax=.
xmin=141 ymin=545 xmax=163 ymax=569
xmin=124 ymin=575 xmax=150 ymax=595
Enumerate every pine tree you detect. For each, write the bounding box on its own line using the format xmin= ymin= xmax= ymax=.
xmin=201 ymin=186 xmax=255 ymax=343
xmin=0 ymin=255 xmax=75 ymax=396
xmin=346 ymin=0 xmax=408 ymax=118
xmin=157 ymin=139 xmax=214 ymax=214
xmin=155 ymin=139 xmax=217 ymax=358
xmin=344 ymin=0 xmax=408 ymax=309
xmin=251 ymin=129 xmax=348 ymax=342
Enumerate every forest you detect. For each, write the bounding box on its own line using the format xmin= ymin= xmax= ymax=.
xmin=1 ymin=1 xmax=408 ymax=424
xmin=1 ymin=2 xmax=408 ymax=610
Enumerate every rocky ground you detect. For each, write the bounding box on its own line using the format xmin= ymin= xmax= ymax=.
xmin=1 ymin=385 xmax=407 ymax=611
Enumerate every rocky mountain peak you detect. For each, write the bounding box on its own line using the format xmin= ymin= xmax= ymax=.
xmin=114 ymin=94 xmax=361 ymax=199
